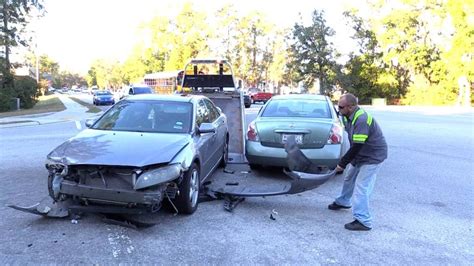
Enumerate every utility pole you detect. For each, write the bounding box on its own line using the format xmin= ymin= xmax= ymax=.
xmin=35 ymin=42 xmax=39 ymax=83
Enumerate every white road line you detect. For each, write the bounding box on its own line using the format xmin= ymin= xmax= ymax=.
xmin=75 ymin=120 xmax=82 ymax=130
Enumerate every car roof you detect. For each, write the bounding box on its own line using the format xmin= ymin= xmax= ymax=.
xmin=270 ymin=94 xmax=328 ymax=101
xmin=125 ymin=94 xmax=202 ymax=103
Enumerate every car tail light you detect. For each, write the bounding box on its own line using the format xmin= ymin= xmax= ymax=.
xmin=247 ymin=121 xmax=259 ymax=142
xmin=327 ymin=123 xmax=342 ymax=144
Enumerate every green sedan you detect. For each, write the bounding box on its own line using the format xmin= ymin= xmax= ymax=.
xmin=245 ymin=94 xmax=347 ymax=169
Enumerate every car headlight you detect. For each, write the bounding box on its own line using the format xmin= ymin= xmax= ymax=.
xmin=45 ymin=157 xmax=68 ymax=176
xmin=134 ymin=164 xmax=182 ymax=190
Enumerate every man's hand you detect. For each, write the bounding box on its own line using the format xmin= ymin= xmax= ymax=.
xmin=335 ymin=165 xmax=344 ymax=173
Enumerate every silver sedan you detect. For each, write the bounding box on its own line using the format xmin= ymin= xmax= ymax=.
xmin=46 ymin=94 xmax=229 ymax=214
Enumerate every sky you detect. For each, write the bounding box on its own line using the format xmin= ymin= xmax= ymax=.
xmin=26 ymin=0 xmax=362 ymax=74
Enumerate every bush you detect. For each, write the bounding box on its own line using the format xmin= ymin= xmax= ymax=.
xmin=0 ymin=86 xmax=15 ymax=112
xmin=13 ymin=76 xmax=39 ymax=109
xmin=0 ymin=72 xmax=15 ymax=111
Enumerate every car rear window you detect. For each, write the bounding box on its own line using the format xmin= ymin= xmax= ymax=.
xmin=134 ymin=87 xmax=153 ymax=94
xmin=262 ymin=99 xmax=331 ymax=118
xmin=92 ymin=100 xmax=192 ymax=133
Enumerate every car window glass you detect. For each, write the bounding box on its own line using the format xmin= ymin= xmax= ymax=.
xmin=92 ymin=100 xmax=192 ymax=133
xmin=262 ymin=99 xmax=330 ymax=118
xmin=133 ymin=87 xmax=152 ymax=94
xmin=196 ymin=99 xmax=211 ymax=126
xmin=203 ymin=99 xmax=219 ymax=122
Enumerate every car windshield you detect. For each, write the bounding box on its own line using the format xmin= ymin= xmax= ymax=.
xmin=95 ymin=91 xmax=112 ymax=95
xmin=92 ymin=100 xmax=193 ymax=133
xmin=133 ymin=87 xmax=152 ymax=94
xmin=262 ymin=99 xmax=331 ymax=118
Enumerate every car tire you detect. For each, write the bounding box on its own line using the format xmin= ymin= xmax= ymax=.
xmin=245 ymin=104 xmax=251 ymax=108
xmin=220 ymin=137 xmax=229 ymax=168
xmin=174 ymin=162 xmax=200 ymax=214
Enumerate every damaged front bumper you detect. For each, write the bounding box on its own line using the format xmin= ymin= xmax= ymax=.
xmin=44 ymin=162 xmax=183 ymax=214
xmin=9 ymin=167 xmax=181 ymax=219
xmin=59 ymin=180 xmax=164 ymax=205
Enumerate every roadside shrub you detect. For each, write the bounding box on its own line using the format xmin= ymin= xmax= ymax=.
xmin=0 ymin=72 xmax=15 ymax=111
xmin=0 ymin=86 xmax=15 ymax=112
xmin=14 ymin=76 xmax=39 ymax=109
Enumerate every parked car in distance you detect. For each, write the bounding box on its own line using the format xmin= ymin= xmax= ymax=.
xmin=247 ymin=87 xmax=273 ymax=104
xmin=120 ymin=85 xmax=153 ymax=99
xmin=89 ymin=86 xmax=99 ymax=95
xmin=45 ymin=94 xmax=229 ymax=215
xmin=245 ymin=94 xmax=346 ymax=169
xmin=93 ymin=90 xmax=115 ymax=105
xmin=243 ymin=93 xmax=251 ymax=108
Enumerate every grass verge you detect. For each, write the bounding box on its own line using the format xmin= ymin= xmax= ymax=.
xmin=0 ymin=95 xmax=66 ymax=118
xmin=69 ymin=97 xmax=102 ymax=113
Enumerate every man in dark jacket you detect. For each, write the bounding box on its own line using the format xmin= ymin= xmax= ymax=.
xmin=328 ymin=93 xmax=388 ymax=231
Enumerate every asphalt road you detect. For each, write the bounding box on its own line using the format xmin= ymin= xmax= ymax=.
xmin=0 ymin=105 xmax=472 ymax=264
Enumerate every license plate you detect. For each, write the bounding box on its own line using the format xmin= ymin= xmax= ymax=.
xmin=281 ymin=134 xmax=303 ymax=144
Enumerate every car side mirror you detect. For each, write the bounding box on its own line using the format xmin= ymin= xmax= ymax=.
xmin=198 ymin=123 xmax=216 ymax=134
xmin=85 ymin=118 xmax=96 ymax=128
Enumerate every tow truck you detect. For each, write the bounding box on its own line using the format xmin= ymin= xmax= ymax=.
xmin=9 ymin=59 xmax=337 ymax=228
xmin=179 ymin=59 xmax=337 ymax=211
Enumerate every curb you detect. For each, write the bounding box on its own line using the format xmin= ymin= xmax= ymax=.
xmin=0 ymin=121 xmax=41 ymax=128
xmin=0 ymin=119 xmax=72 ymax=129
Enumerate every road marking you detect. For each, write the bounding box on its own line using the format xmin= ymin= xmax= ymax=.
xmin=75 ymin=120 xmax=82 ymax=130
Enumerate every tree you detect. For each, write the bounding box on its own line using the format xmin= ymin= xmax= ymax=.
xmin=120 ymin=2 xmax=211 ymax=84
xmin=339 ymin=11 xmax=399 ymax=103
xmin=442 ymin=0 xmax=473 ymax=106
xmin=26 ymin=53 xmax=59 ymax=93
xmin=88 ymin=59 xmax=120 ymax=89
xmin=366 ymin=0 xmax=466 ymax=105
xmin=121 ymin=44 xmax=151 ymax=84
xmin=214 ymin=4 xmax=239 ymax=60
xmin=0 ymin=0 xmax=43 ymax=76
xmin=165 ymin=3 xmax=211 ymax=70
xmin=288 ymin=10 xmax=338 ymax=95
xmin=266 ymin=29 xmax=290 ymax=93
xmin=1 ymin=0 xmax=43 ymax=110
xmin=379 ymin=5 xmax=441 ymax=100
xmin=56 ymin=71 xmax=86 ymax=89
xmin=86 ymin=66 xmax=97 ymax=87
xmin=215 ymin=9 xmax=276 ymax=88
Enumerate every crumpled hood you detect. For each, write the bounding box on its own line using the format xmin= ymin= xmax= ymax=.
xmin=48 ymin=129 xmax=190 ymax=167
